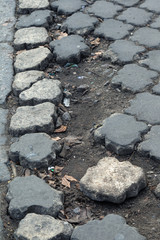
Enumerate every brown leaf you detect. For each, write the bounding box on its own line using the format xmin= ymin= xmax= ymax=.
xmin=48 ymin=180 xmax=55 ymax=187
xmin=64 ymin=175 xmax=78 ymax=182
xmin=38 ymin=172 xmax=47 ymax=180
xmin=24 ymin=169 xmax=30 ymax=176
xmin=57 ymin=32 xmax=68 ymax=40
xmin=64 ymin=135 xmax=82 ymax=146
xmin=90 ymin=37 xmax=100 ymax=47
xmin=52 ymin=137 xmax=61 ymax=141
xmin=54 ymin=166 xmax=64 ymax=173
xmin=54 ymin=125 xmax=67 ymax=133
xmin=62 ymin=176 xmax=70 ymax=188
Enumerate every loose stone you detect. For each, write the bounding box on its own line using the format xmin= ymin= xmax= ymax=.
xmin=62 ymin=12 xmax=98 ymax=35
xmin=50 ymin=35 xmax=90 ymax=64
xmin=111 ymin=64 xmax=158 ymax=92
xmin=125 ymin=92 xmax=160 ymax=124
xmin=19 ymin=79 xmax=62 ymax=105
xmin=94 ymin=19 xmax=133 ymax=40
xmin=9 ymin=133 xmax=61 ymax=169
xmin=80 ymin=157 xmax=146 ymax=203
xmin=154 ymin=183 xmax=160 ymax=198
xmin=140 ymin=50 xmax=160 ymax=72
xmin=111 ymin=0 xmax=140 ymax=7
xmin=13 ymin=70 xmax=45 ymax=96
xmin=14 ymin=27 xmax=50 ymax=50
xmin=18 ymin=0 xmax=49 ymax=13
xmin=62 ymin=112 xmax=71 ymax=122
xmin=140 ymin=0 xmax=160 ymax=13
xmin=6 ymin=175 xmax=64 ymax=220
xmin=71 ymin=214 xmax=146 ymax=240
xmin=51 ymin=0 xmax=86 ymax=15
xmin=94 ymin=113 xmax=148 ymax=155
xmin=14 ymin=213 xmax=73 ymax=240
xmin=9 ymin=102 xmax=57 ymax=136
xmin=14 ymin=47 xmax=52 ymax=73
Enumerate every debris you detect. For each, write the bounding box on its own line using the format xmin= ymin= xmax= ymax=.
xmin=54 ymin=166 xmax=64 ymax=173
xmin=57 ymin=32 xmax=68 ymax=40
xmin=62 ymin=176 xmax=71 ymax=188
xmin=63 ymin=135 xmax=82 ymax=146
xmin=61 ymin=174 xmax=78 ymax=188
xmin=63 ymin=98 xmax=70 ymax=107
xmin=48 ymin=166 xmax=54 ymax=172
xmin=24 ymin=169 xmax=31 ymax=177
xmin=51 ymin=136 xmax=61 ymax=141
xmin=48 ymin=180 xmax=55 ymax=187
xmin=77 ymin=84 xmax=90 ymax=92
xmin=62 ymin=112 xmax=71 ymax=122
xmin=11 ymin=161 xmax=17 ymax=177
xmin=90 ymin=37 xmax=101 ymax=48
xmin=54 ymin=125 xmax=67 ymax=133
xmin=77 ymin=76 xmax=87 ymax=79
xmin=64 ymin=63 xmax=78 ymax=68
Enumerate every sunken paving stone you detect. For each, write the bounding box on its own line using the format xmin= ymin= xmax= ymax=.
xmin=140 ymin=0 xmax=160 ymax=13
xmin=125 ymin=92 xmax=160 ymax=125
xmin=50 ymin=35 xmax=90 ymax=64
xmin=140 ymin=50 xmax=160 ymax=72
xmin=71 ymin=214 xmax=146 ymax=240
xmin=87 ymin=1 xmax=122 ymax=19
xmin=16 ymin=10 xmax=53 ymax=29
xmin=111 ymin=0 xmax=140 ymax=7
xmin=9 ymin=133 xmax=61 ymax=169
xmin=117 ymin=7 xmax=152 ymax=26
xmin=138 ymin=126 xmax=160 ymax=162
xmin=130 ymin=27 xmax=160 ymax=48
xmin=9 ymin=102 xmax=57 ymax=137
xmin=94 ymin=19 xmax=133 ymax=40
xmin=80 ymin=157 xmax=147 ymax=203
xmin=150 ymin=16 xmax=160 ymax=29
xmin=111 ymin=64 xmax=158 ymax=92
xmin=0 ymin=109 xmax=8 ymax=145
xmin=6 ymin=175 xmax=64 ymax=220
xmin=154 ymin=183 xmax=160 ymax=198
xmin=103 ymin=40 xmax=145 ymax=64
xmin=18 ymin=0 xmax=49 ymax=13
xmin=19 ymin=79 xmax=62 ymax=105
xmin=14 ymin=27 xmax=50 ymax=50
xmin=51 ymin=0 xmax=86 ymax=15
xmin=14 ymin=47 xmax=52 ymax=73
xmin=14 ymin=213 xmax=73 ymax=240
xmin=94 ymin=113 xmax=148 ymax=155
xmin=62 ymin=12 xmax=98 ymax=35
xmin=13 ymin=70 xmax=45 ymax=96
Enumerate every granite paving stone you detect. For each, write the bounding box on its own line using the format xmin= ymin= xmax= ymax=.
xmin=50 ymin=35 xmax=90 ymax=64
xmin=138 ymin=126 xmax=160 ymax=162
xmin=80 ymin=157 xmax=147 ymax=203
xmin=14 ymin=47 xmax=52 ymax=73
xmin=19 ymin=79 xmax=62 ymax=105
xmin=94 ymin=19 xmax=133 ymax=40
xmin=130 ymin=27 xmax=160 ymax=48
xmin=103 ymin=40 xmax=145 ymax=64
xmin=9 ymin=102 xmax=57 ymax=136
xmin=71 ymin=214 xmax=146 ymax=240
xmin=62 ymin=12 xmax=98 ymax=35
xmin=13 ymin=70 xmax=45 ymax=96
xmin=140 ymin=50 xmax=160 ymax=72
xmin=125 ymin=92 xmax=160 ymax=124
xmin=14 ymin=213 xmax=73 ymax=240
xmin=150 ymin=16 xmax=160 ymax=29
xmin=16 ymin=10 xmax=53 ymax=29
xmin=14 ymin=27 xmax=50 ymax=50
xmin=9 ymin=133 xmax=61 ymax=169
xmin=0 ymin=163 xmax=10 ymax=182
xmin=51 ymin=0 xmax=86 ymax=15
xmin=111 ymin=0 xmax=140 ymax=7
xmin=6 ymin=175 xmax=64 ymax=220
xmin=94 ymin=113 xmax=148 ymax=155
xmin=0 ymin=146 xmax=8 ymax=163
xmin=140 ymin=0 xmax=160 ymax=13
xmin=87 ymin=1 xmax=122 ymax=19
xmin=111 ymin=64 xmax=158 ymax=92
xmin=18 ymin=0 xmax=49 ymax=13
xmin=117 ymin=7 xmax=152 ymax=26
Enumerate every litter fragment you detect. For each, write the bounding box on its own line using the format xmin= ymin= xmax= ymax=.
xmin=54 ymin=125 xmax=67 ymax=133
xmin=63 ymin=98 xmax=70 ymax=107
xmin=48 ymin=166 xmax=54 ymax=172
xmin=61 ymin=174 xmax=78 ymax=188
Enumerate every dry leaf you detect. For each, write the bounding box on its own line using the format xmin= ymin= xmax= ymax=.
xmin=64 ymin=175 xmax=78 ymax=182
xmin=38 ymin=172 xmax=47 ymax=179
xmin=64 ymin=135 xmax=82 ymax=146
xmin=57 ymin=32 xmax=68 ymax=40
xmin=90 ymin=37 xmax=100 ymax=47
xmin=25 ymin=169 xmax=30 ymax=176
xmin=54 ymin=125 xmax=67 ymax=133
xmin=52 ymin=136 xmax=61 ymax=141
xmin=62 ymin=176 xmax=70 ymax=188
xmin=48 ymin=180 xmax=55 ymax=187
xmin=54 ymin=166 xmax=64 ymax=173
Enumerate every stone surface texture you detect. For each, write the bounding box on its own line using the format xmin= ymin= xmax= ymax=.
xmin=51 ymin=0 xmax=86 ymax=15
xmin=18 ymin=0 xmax=49 ymax=13
xmin=112 ymin=0 xmax=140 ymax=7
xmin=140 ymin=50 xmax=160 ymax=72
xmin=9 ymin=133 xmax=61 ymax=169
xmin=6 ymin=175 xmax=64 ymax=220
xmin=140 ymin=0 xmax=160 ymax=13
xmin=80 ymin=157 xmax=146 ymax=203
xmin=150 ymin=16 xmax=160 ymax=28
xmin=14 ymin=213 xmax=73 ymax=240
xmin=0 ymin=109 xmax=8 ymax=145
xmin=94 ymin=113 xmax=148 ymax=155
xmin=71 ymin=214 xmax=146 ymax=240
xmin=9 ymin=102 xmax=57 ymax=136
xmin=152 ymin=82 xmax=160 ymax=94
xmin=154 ymin=183 xmax=160 ymax=198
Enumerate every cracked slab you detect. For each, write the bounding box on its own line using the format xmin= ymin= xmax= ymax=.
xmin=9 ymin=102 xmax=57 ymax=137
xmin=111 ymin=64 xmax=158 ymax=92
xmin=6 ymin=175 xmax=63 ymax=220
xmin=50 ymin=35 xmax=90 ymax=64
xmin=140 ymin=0 xmax=160 ymax=13
xmin=62 ymin=12 xmax=98 ymax=35
xmin=14 ymin=47 xmax=52 ymax=73
xmin=94 ymin=113 xmax=148 ymax=155
xmin=111 ymin=0 xmax=140 ymax=7
xmin=18 ymin=0 xmax=49 ymax=13
xmin=140 ymin=50 xmax=160 ymax=72
xmin=80 ymin=157 xmax=147 ymax=203
xmin=94 ymin=19 xmax=133 ymax=40
xmin=125 ymin=92 xmax=160 ymax=124
xmin=51 ymin=0 xmax=86 ymax=15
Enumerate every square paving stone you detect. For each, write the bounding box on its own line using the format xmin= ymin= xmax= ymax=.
xmin=51 ymin=0 xmax=86 ymax=15
xmin=125 ymin=92 xmax=160 ymax=125
xmin=50 ymin=35 xmax=90 ymax=64
xmin=14 ymin=27 xmax=50 ymax=50
xmin=150 ymin=16 xmax=160 ymax=29
xmin=61 ymin=12 xmax=98 ymax=35
xmin=117 ymin=7 xmax=152 ymax=26
xmin=9 ymin=102 xmax=57 ymax=137
xmin=130 ymin=27 xmax=160 ymax=48
xmin=87 ymin=1 xmax=122 ymax=19
xmin=111 ymin=0 xmax=140 ymax=7
xmin=13 ymin=70 xmax=45 ymax=96
xmin=140 ymin=0 xmax=160 ymax=13
xmin=94 ymin=113 xmax=148 ymax=155
xmin=6 ymin=175 xmax=64 ymax=220
xmin=140 ymin=50 xmax=160 ymax=72
xmin=14 ymin=47 xmax=52 ymax=73
xmin=18 ymin=0 xmax=49 ymax=13
xmin=103 ymin=40 xmax=145 ymax=64
xmin=16 ymin=10 xmax=53 ymax=29
xmin=19 ymin=79 xmax=62 ymax=105
xmin=111 ymin=64 xmax=158 ymax=93
xmin=94 ymin=19 xmax=133 ymax=40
